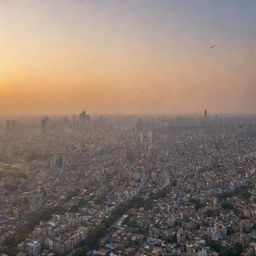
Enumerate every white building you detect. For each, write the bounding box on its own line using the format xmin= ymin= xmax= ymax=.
xmin=27 ymin=240 xmax=41 ymax=256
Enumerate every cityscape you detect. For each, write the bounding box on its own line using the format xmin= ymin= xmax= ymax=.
xmin=1 ymin=112 xmax=256 ymax=256
xmin=1 ymin=0 xmax=256 ymax=255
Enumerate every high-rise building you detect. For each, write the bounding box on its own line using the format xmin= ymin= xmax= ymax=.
xmin=6 ymin=120 xmax=18 ymax=134
xmin=56 ymin=157 xmax=64 ymax=169
xmin=6 ymin=120 xmax=11 ymax=134
xmin=41 ymin=118 xmax=46 ymax=135
xmin=79 ymin=110 xmax=90 ymax=121
xmin=204 ymin=109 xmax=208 ymax=119
xmin=40 ymin=116 xmax=49 ymax=135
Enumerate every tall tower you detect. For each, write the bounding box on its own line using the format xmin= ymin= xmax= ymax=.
xmin=40 ymin=117 xmax=49 ymax=135
xmin=79 ymin=110 xmax=90 ymax=122
xmin=204 ymin=109 xmax=208 ymax=119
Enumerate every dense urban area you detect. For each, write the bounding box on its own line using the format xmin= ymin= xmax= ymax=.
xmin=1 ymin=112 xmax=256 ymax=256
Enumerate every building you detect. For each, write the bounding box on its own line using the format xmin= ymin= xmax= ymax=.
xmin=79 ymin=111 xmax=90 ymax=122
xmin=27 ymin=241 xmax=41 ymax=256
xmin=40 ymin=116 xmax=49 ymax=135
xmin=204 ymin=109 xmax=208 ymax=120
xmin=6 ymin=120 xmax=11 ymax=133
xmin=56 ymin=157 xmax=64 ymax=169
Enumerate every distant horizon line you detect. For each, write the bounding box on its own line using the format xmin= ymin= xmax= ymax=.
xmin=1 ymin=112 xmax=256 ymax=118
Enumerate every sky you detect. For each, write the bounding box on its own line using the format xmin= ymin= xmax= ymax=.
xmin=0 ymin=0 xmax=256 ymax=115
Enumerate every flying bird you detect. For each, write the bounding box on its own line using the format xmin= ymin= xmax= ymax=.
xmin=211 ymin=45 xmax=216 ymax=48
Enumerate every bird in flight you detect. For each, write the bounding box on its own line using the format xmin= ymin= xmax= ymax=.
xmin=211 ymin=45 xmax=216 ymax=48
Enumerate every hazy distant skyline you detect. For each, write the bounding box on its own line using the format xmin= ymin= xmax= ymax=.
xmin=0 ymin=0 xmax=256 ymax=114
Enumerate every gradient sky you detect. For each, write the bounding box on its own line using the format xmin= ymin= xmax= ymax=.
xmin=0 ymin=0 xmax=256 ymax=115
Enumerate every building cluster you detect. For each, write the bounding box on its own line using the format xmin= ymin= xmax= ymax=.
xmin=0 ymin=113 xmax=256 ymax=255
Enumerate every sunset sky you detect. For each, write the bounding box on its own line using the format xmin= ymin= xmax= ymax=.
xmin=0 ymin=0 xmax=256 ymax=115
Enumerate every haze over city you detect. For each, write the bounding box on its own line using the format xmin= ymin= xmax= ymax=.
xmin=1 ymin=0 xmax=256 ymax=115
xmin=2 ymin=1 xmax=256 ymax=256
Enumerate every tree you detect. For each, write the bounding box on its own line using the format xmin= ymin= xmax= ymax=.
xmin=221 ymin=201 xmax=234 ymax=210
xmin=220 ymin=242 xmax=243 ymax=256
